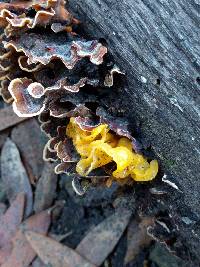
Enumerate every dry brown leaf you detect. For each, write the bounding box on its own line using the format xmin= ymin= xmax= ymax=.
xmin=124 ymin=217 xmax=154 ymax=265
xmin=0 ymin=244 xmax=13 ymax=265
xmin=1 ymin=138 xmax=33 ymax=217
xmin=33 ymin=162 xmax=57 ymax=213
xmin=76 ymin=209 xmax=132 ymax=266
xmin=0 ymin=202 xmax=7 ymax=216
xmin=31 ymin=257 xmax=46 ymax=267
xmin=51 ymin=200 xmax=65 ymax=222
xmin=0 ymin=130 xmax=9 ymax=149
xmin=0 ymin=194 xmax=25 ymax=265
xmin=49 ymin=231 xmax=73 ymax=242
xmin=11 ymin=119 xmax=46 ymax=183
xmin=25 ymin=231 xmax=96 ymax=267
xmin=0 ymin=106 xmax=28 ymax=132
xmin=0 ymin=193 xmax=25 ymax=247
xmin=2 ymin=209 xmax=51 ymax=267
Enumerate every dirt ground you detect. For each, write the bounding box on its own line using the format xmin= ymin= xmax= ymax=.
xmin=0 ymin=102 xmax=186 ymax=266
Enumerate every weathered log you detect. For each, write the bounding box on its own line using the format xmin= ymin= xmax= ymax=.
xmin=69 ymin=0 xmax=200 ymax=263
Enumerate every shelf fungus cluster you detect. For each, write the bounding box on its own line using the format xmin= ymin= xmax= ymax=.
xmin=0 ymin=0 xmax=158 ymax=194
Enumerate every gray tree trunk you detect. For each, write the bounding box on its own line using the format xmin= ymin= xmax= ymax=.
xmin=69 ymin=0 xmax=200 ymax=263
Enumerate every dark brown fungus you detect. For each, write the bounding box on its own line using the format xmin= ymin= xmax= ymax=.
xmin=0 ymin=0 xmax=144 ymax=191
xmin=96 ymin=107 xmax=142 ymax=153
xmin=1 ymin=31 xmax=107 ymax=117
xmin=0 ymin=0 xmax=76 ymax=36
xmin=8 ymin=78 xmax=45 ymax=117
xmin=0 ymin=0 xmax=108 ymax=114
xmin=3 ymin=32 xmax=107 ymax=68
xmin=104 ymin=65 xmax=125 ymax=87
xmin=18 ymin=56 xmax=43 ymax=73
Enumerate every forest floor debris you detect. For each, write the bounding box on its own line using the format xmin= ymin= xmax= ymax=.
xmin=0 ymin=92 xmax=186 ymax=267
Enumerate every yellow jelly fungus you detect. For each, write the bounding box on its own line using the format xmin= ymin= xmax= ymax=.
xmin=66 ymin=118 xmax=158 ymax=182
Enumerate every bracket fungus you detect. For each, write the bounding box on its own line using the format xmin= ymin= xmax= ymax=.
xmin=0 ymin=0 xmax=108 ymax=115
xmin=0 ymin=0 xmax=77 ymax=36
xmin=0 ymin=0 xmax=159 ymax=192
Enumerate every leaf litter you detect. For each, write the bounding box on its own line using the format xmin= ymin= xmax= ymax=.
xmin=0 ymin=94 xmax=163 ymax=267
xmin=124 ymin=216 xmax=155 ymax=265
xmin=26 ymin=231 xmax=96 ymax=267
xmin=0 ymin=193 xmax=25 ymax=265
xmin=0 ymin=122 xmax=137 ymax=267
xmin=0 ymin=193 xmax=25 ymax=248
xmin=34 ymin=162 xmax=58 ymax=213
xmin=1 ymin=138 xmax=33 ymax=217
xmin=0 ymin=115 xmax=171 ymax=266
xmin=1 ymin=209 xmax=51 ymax=267
xmin=0 ymin=106 xmax=28 ymax=132
xmin=0 ymin=182 xmax=52 ymax=266
xmin=0 ymin=202 xmax=7 ymax=215
xmin=76 ymin=208 xmax=132 ymax=266
xmin=11 ymin=119 xmax=46 ymax=184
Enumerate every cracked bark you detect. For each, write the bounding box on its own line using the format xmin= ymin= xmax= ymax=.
xmin=69 ymin=0 xmax=200 ymax=263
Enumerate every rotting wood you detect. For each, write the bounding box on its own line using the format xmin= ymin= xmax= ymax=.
xmin=69 ymin=0 xmax=200 ymax=263
xmin=69 ymin=0 xmax=200 ymax=208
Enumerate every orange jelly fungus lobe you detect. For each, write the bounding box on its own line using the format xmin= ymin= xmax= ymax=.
xmin=66 ymin=118 xmax=158 ymax=182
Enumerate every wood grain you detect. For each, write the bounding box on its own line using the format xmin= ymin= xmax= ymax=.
xmin=70 ymin=0 xmax=200 ymax=208
xmin=69 ymin=0 xmax=200 ymax=261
